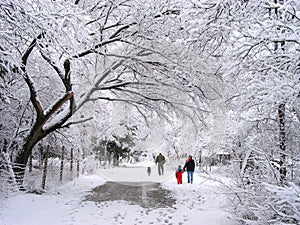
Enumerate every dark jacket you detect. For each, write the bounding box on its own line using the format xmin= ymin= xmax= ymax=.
xmin=183 ymin=158 xmax=195 ymax=171
xmin=155 ymin=153 xmax=165 ymax=164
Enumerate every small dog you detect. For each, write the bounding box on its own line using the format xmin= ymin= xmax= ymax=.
xmin=147 ymin=167 xmax=151 ymax=176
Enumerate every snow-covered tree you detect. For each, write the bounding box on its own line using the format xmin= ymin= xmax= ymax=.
xmin=0 ymin=0 xmax=215 ymax=186
xmin=191 ymin=0 xmax=300 ymax=223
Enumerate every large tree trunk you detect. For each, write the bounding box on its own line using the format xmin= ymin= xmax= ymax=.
xmin=12 ymin=91 xmax=74 ymax=187
xmin=13 ymin=131 xmax=44 ymax=187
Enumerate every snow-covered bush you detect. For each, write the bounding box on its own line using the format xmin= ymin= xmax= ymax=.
xmin=231 ymin=180 xmax=300 ymax=225
xmin=264 ymin=183 xmax=300 ymax=224
xmin=0 ymin=151 xmax=18 ymax=196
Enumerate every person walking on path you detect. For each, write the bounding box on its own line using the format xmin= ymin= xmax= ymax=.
xmin=155 ymin=153 xmax=165 ymax=176
xmin=175 ymin=165 xmax=184 ymax=184
xmin=183 ymin=155 xmax=195 ymax=184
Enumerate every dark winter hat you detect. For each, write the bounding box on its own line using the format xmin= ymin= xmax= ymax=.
xmin=188 ymin=155 xmax=192 ymax=158
xmin=178 ymin=165 xmax=181 ymax=168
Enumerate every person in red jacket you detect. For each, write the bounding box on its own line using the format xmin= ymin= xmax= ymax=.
xmin=175 ymin=165 xmax=184 ymax=184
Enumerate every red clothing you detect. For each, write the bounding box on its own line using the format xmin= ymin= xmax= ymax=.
xmin=176 ymin=170 xmax=184 ymax=184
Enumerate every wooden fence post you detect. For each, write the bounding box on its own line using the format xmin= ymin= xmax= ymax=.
xmin=41 ymin=145 xmax=49 ymax=189
xmin=81 ymin=154 xmax=85 ymax=175
xmin=29 ymin=153 xmax=33 ymax=173
xmin=59 ymin=146 xmax=65 ymax=182
xmin=76 ymin=149 xmax=80 ymax=177
xmin=70 ymin=148 xmax=73 ymax=173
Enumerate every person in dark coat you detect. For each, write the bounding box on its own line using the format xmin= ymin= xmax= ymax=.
xmin=155 ymin=153 xmax=165 ymax=176
xmin=183 ymin=155 xmax=195 ymax=184
xmin=175 ymin=165 xmax=184 ymax=184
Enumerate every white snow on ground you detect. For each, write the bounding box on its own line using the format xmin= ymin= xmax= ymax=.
xmin=0 ymin=162 xmax=240 ymax=225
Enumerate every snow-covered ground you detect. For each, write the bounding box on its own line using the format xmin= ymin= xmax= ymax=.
xmin=0 ymin=162 xmax=240 ymax=225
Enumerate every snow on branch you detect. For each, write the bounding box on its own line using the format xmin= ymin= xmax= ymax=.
xmin=109 ymin=22 xmax=136 ymax=39
xmin=61 ymin=116 xmax=93 ymax=128
xmin=72 ymin=37 xmax=121 ymax=58
xmin=42 ymin=91 xmax=74 ymax=130
xmin=264 ymin=182 xmax=300 ymax=223
xmin=40 ymin=51 xmax=64 ymax=80
xmin=21 ymin=34 xmax=46 ymax=118
xmin=96 ymin=81 xmax=149 ymax=90
xmin=76 ymin=59 xmax=125 ymax=110
xmin=43 ymin=91 xmax=74 ymax=117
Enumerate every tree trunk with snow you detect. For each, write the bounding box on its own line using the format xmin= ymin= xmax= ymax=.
xmin=278 ymin=103 xmax=287 ymax=185
xmin=12 ymin=91 xmax=74 ymax=186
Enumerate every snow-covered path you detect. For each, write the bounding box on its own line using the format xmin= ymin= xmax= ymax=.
xmin=0 ymin=165 xmax=240 ymax=225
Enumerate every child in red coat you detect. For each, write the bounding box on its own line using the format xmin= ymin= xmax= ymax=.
xmin=175 ymin=165 xmax=184 ymax=184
